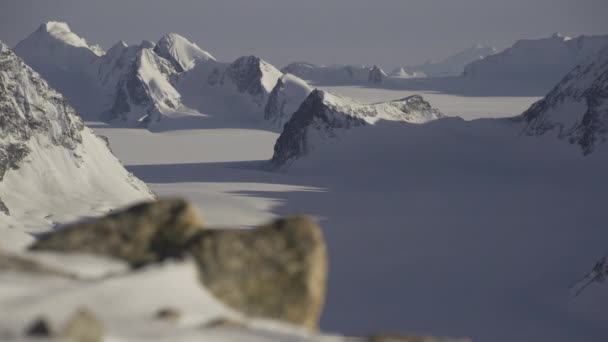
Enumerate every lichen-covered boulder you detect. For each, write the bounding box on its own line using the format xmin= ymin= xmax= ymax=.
xmin=60 ymin=308 xmax=104 ymax=342
xmin=30 ymin=199 xmax=204 ymax=266
xmin=186 ymin=216 xmax=328 ymax=330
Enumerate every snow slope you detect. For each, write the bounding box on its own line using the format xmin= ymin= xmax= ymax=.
xmin=399 ymin=44 xmax=497 ymax=78
xmin=517 ymin=46 xmax=608 ymax=154
xmin=0 ymin=254 xmax=347 ymax=342
xmin=153 ymin=33 xmax=215 ymax=72
xmin=0 ymin=42 xmax=153 ymax=233
xmin=463 ymin=34 xmax=608 ymax=87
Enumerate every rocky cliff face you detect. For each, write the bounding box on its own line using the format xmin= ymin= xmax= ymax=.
xmin=206 ymin=55 xmax=283 ymax=107
xmin=517 ymin=47 xmax=608 ymax=155
xmin=271 ymin=90 xmax=443 ymax=166
xmin=264 ymin=73 xmax=314 ymax=127
xmin=0 ymin=42 xmax=152 ymax=231
xmin=368 ymin=65 xmax=386 ymax=84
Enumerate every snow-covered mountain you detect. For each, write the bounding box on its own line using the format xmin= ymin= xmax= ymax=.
xmin=271 ymin=90 xmax=443 ymax=166
xmin=516 ymin=46 xmax=608 ymax=155
xmin=398 ymin=44 xmax=497 ymax=78
xmin=463 ymin=34 xmax=608 ymax=87
xmin=264 ymin=73 xmax=314 ymax=127
xmin=0 ymin=42 xmax=153 ymax=232
xmin=14 ymin=22 xmax=197 ymax=125
xmin=281 ymin=62 xmax=387 ymax=85
xmin=14 ymin=22 xmax=310 ymax=128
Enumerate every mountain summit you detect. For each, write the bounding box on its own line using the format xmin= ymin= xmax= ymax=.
xmin=517 ymin=46 xmax=608 ymax=155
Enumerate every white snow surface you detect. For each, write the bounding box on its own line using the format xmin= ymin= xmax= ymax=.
xmin=0 ymin=255 xmax=344 ymax=342
xmin=155 ymin=33 xmax=216 ymax=71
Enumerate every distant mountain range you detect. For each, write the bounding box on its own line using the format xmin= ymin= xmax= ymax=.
xmin=463 ymin=33 xmax=608 ymax=86
xmin=281 ymin=62 xmax=388 ymax=85
xmin=395 ymin=44 xmax=498 ymax=78
xmin=272 ymin=43 xmax=608 ymax=166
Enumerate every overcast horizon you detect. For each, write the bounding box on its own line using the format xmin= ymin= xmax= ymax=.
xmin=1 ymin=0 xmax=608 ymax=69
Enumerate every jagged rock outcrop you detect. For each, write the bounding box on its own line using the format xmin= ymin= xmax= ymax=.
xmin=186 ymin=215 xmax=328 ymax=331
xmin=264 ymin=73 xmax=313 ymax=126
xmin=206 ymin=55 xmax=283 ymax=107
xmin=271 ymin=90 xmax=443 ymax=166
xmin=30 ymin=199 xmax=203 ymax=267
xmin=368 ymin=65 xmax=386 ymax=84
xmin=516 ymin=46 xmax=608 ymax=154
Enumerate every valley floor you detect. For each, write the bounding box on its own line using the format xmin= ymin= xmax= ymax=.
xmin=93 ymin=90 xmax=608 ymax=342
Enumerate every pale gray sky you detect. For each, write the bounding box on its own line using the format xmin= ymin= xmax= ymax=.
xmin=1 ymin=0 xmax=607 ymax=69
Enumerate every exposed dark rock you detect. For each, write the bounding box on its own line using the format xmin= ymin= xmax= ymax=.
xmin=271 ymin=89 xmax=366 ymax=166
xmin=368 ymin=65 xmax=385 ymax=84
xmin=30 ymin=199 xmax=205 ymax=267
xmin=0 ymin=43 xmax=84 ymax=175
xmin=155 ymin=307 xmax=181 ymax=322
xmin=264 ymin=77 xmax=285 ymax=122
xmin=186 ymin=216 xmax=327 ymax=330
xmin=517 ymin=47 xmax=608 ymax=154
xmin=25 ymin=317 xmax=53 ymax=337
xmin=0 ymin=198 xmax=8 ymax=215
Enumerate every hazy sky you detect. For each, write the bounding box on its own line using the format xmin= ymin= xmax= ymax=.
xmin=1 ymin=0 xmax=607 ymax=69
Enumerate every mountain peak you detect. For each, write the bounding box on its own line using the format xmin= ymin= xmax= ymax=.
xmin=34 ymin=21 xmax=91 ymax=49
xmin=153 ymin=32 xmax=215 ymax=72
xmin=19 ymin=21 xmax=104 ymax=56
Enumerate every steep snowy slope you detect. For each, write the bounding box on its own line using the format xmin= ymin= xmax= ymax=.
xmin=463 ymin=34 xmax=608 ymax=86
xmin=264 ymin=73 xmax=314 ymax=126
xmin=153 ymin=33 xmax=215 ymax=72
xmin=281 ymin=63 xmax=387 ymax=85
xmin=0 ymin=42 xmax=153 ymax=233
xmin=13 ymin=22 xmax=103 ymax=117
xmin=272 ymin=90 xmax=442 ymax=165
xmin=400 ymin=44 xmax=497 ymax=78
xmin=174 ymin=55 xmax=286 ymax=124
xmin=517 ymin=46 xmax=608 ymax=155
